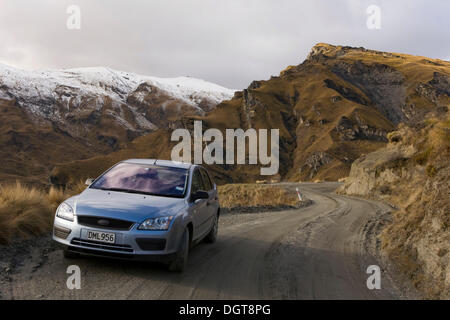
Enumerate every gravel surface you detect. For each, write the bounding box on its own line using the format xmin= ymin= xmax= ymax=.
xmin=0 ymin=183 xmax=420 ymax=300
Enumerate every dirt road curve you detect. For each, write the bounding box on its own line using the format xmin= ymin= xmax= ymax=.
xmin=1 ymin=183 xmax=416 ymax=299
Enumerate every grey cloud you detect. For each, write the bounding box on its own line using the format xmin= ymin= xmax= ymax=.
xmin=0 ymin=0 xmax=449 ymax=89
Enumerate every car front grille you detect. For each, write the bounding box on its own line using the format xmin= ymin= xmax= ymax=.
xmin=68 ymin=247 xmax=134 ymax=259
xmin=77 ymin=215 xmax=135 ymax=231
xmin=71 ymin=238 xmax=134 ymax=253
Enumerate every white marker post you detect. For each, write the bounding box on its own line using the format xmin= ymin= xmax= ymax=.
xmin=296 ymin=187 xmax=303 ymax=202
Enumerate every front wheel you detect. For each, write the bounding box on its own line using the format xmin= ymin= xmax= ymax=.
xmin=204 ymin=214 xmax=219 ymax=244
xmin=168 ymin=228 xmax=190 ymax=272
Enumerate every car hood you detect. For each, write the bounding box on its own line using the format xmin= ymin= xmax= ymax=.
xmin=73 ymin=188 xmax=186 ymax=222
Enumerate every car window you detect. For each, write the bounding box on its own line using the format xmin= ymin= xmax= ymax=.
xmin=90 ymin=163 xmax=188 ymax=198
xmin=200 ymin=169 xmax=212 ymax=191
xmin=191 ymin=169 xmax=204 ymax=194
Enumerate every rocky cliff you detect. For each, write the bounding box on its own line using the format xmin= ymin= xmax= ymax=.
xmin=339 ymin=111 xmax=449 ymax=299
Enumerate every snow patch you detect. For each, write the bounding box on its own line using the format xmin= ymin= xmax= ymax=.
xmin=0 ymin=63 xmax=236 ymax=121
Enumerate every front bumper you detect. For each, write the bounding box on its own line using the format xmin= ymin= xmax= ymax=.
xmin=52 ymin=215 xmax=181 ymax=261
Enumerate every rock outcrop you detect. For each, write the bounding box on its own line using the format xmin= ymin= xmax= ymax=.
xmin=339 ymin=113 xmax=450 ymax=299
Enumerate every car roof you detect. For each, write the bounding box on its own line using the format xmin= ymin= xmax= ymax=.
xmin=122 ymin=159 xmax=193 ymax=169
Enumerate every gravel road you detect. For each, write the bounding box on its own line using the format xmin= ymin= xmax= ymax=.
xmin=0 ymin=182 xmax=418 ymax=299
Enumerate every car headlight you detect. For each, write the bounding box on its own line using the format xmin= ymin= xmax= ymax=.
xmin=138 ymin=216 xmax=173 ymax=230
xmin=56 ymin=202 xmax=74 ymax=222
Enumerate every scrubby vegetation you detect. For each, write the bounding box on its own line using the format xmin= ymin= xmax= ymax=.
xmin=380 ymin=115 xmax=449 ymax=299
xmin=0 ymin=182 xmax=59 ymax=244
xmin=340 ymin=113 xmax=450 ymax=299
xmin=218 ymin=184 xmax=299 ymax=209
xmin=0 ymin=181 xmax=86 ymax=245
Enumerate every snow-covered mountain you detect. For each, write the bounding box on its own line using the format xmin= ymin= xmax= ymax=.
xmin=0 ymin=63 xmax=236 ymax=140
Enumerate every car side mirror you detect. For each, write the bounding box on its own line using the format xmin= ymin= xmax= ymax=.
xmin=85 ymin=178 xmax=94 ymax=186
xmin=191 ymin=190 xmax=209 ymax=202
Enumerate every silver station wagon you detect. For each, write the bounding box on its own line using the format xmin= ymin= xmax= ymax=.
xmin=52 ymin=159 xmax=220 ymax=272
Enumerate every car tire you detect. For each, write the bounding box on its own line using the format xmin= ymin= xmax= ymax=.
xmin=63 ymin=248 xmax=80 ymax=259
xmin=168 ymin=228 xmax=189 ymax=272
xmin=204 ymin=213 xmax=219 ymax=244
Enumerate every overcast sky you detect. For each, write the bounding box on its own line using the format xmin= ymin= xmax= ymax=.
xmin=0 ymin=0 xmax=449 ymax=89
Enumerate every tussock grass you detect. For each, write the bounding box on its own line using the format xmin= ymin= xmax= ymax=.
xmin=69 ymin=179 xmax=88 ymax=195
xmin=47 ymin=186 xmax=66 ymax=208
xmin=380 ymin=115 xmax=450 ymax=299
xmin=0 ymin=182 xmax=74 ymax=245
xmin=0 ymin=181 xmax=299 ymax=244
xmin=0 ymin=182 xmax=53 ymax=244
xmin=218 ymin=184 xmax=299 ymax=209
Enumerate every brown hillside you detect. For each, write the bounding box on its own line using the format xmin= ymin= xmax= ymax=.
xmin=51 ymin=44 xmax=450 ymax=186
xmin=339 ymin=111 xmax=450 ymax=299
xmin=0 ymin=99 xmax=106 ymax=186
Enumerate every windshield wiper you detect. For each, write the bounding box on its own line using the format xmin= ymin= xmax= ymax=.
xmin=95 ymin=187 xmax=159 ymax=196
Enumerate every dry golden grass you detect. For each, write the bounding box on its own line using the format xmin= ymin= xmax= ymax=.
xmin=47 ymin=187 xmax=66 ymax=208
xmin=0 ymin=182 xmax=53 ymax=244
xmin=0 ymin=182 xmax=79 ymax=245
xmin=68 ymin=179 xmax=88 ymax=195
xmin=218 ymin=183 xmax=299 ymax=208
xmin=379 ymin=114 xmax=450 ymax=299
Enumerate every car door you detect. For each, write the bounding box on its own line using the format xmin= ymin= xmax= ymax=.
xmin=199 ymin=168 xmax=217 ymax=231
xmin=190 ymin=168 xmax=209 ymax=240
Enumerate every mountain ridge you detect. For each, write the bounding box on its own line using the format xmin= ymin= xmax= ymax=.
xmin=49 ymin=43 xmax=450 ymax=186
xmin=0 ymin=43 xmax=449 ymax=186
xmin=0 ymin=64 xmax=235 ymax=185
xmin=0 ymin=63 xmax=235 ymax=143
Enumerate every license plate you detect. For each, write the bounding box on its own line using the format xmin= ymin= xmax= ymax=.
xmin=86 ymin=230 xmax=115 ymax=244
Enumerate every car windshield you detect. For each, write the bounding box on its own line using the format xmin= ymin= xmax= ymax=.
xmin=90 ymin=163 xmax=188 ymax=198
